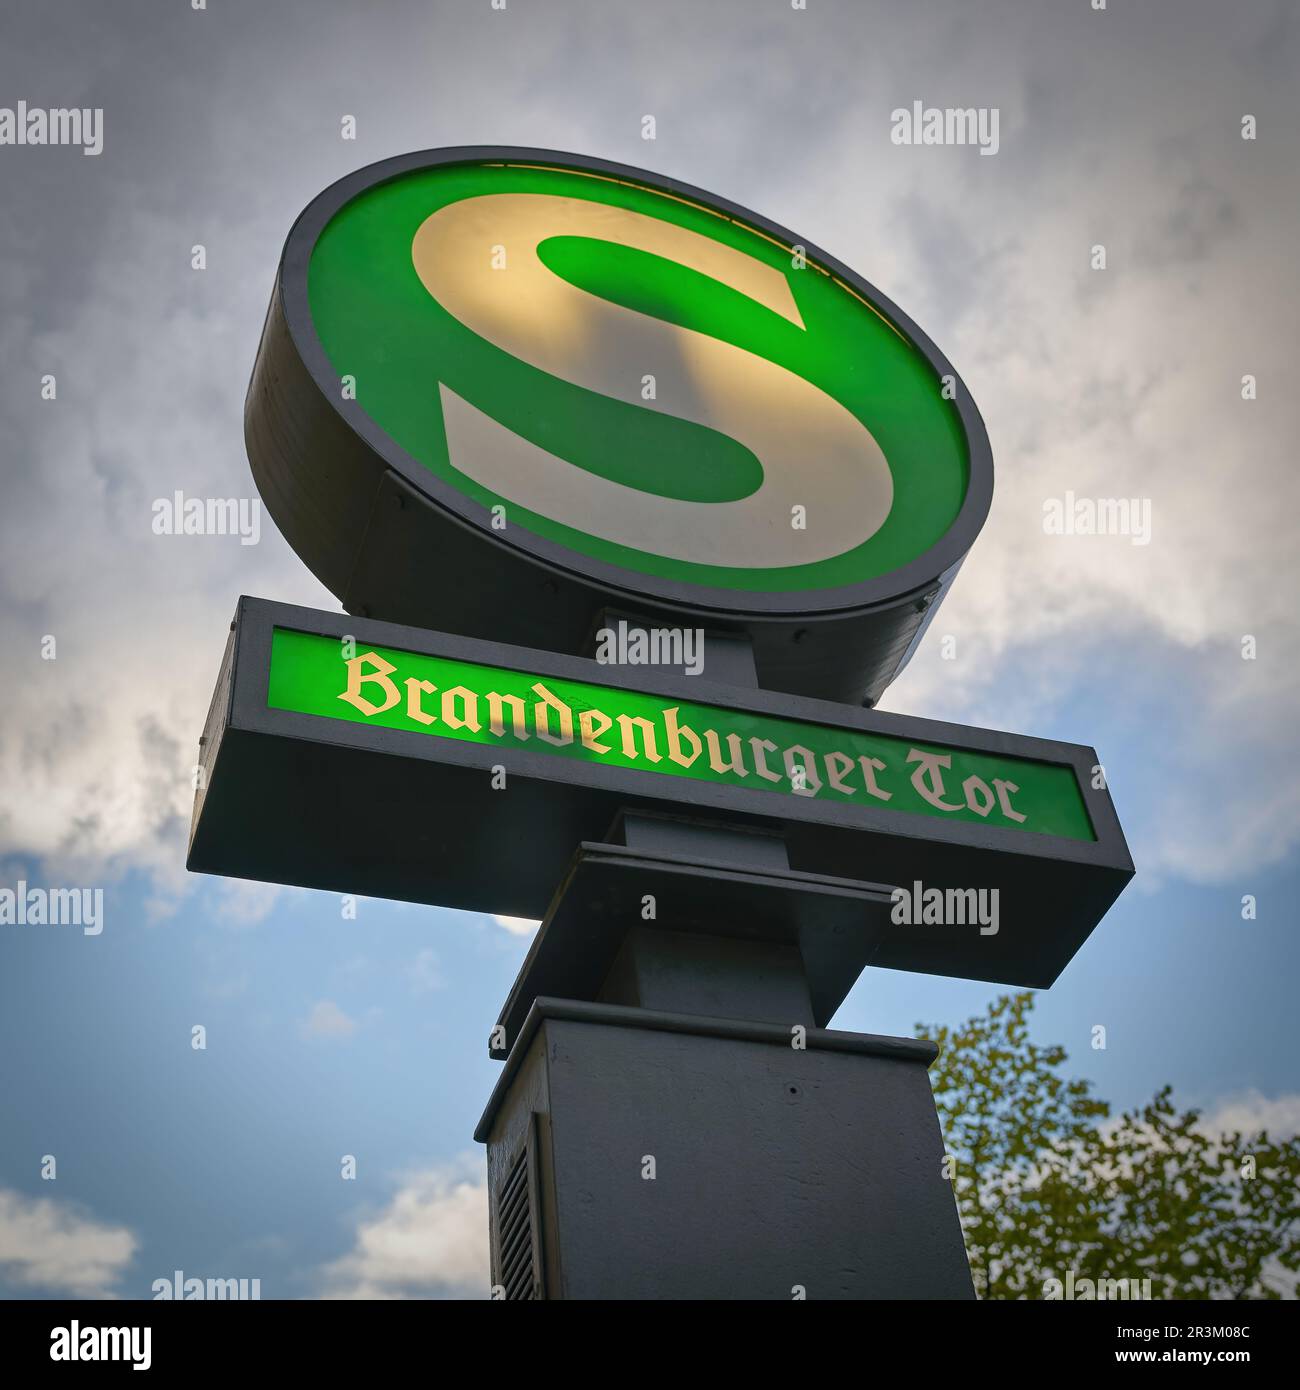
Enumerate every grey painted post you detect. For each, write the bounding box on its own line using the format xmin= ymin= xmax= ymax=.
xmin=477 ymin=626 xmax=974 ymax=1300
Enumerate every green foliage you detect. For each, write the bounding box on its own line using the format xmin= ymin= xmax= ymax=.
xmin=918 ymin=993 xmax=1300 ymax=1299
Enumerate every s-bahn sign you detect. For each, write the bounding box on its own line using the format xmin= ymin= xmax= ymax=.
xmin=187 ymin=598 xmax=1132 ymax=991
xmin=201 ymin=150 xmax=1131 ymax=1301
xmin=247 ymin=147 xmax=992 ymax=705
xmin=190 ymin=148 xmax=1131 ymax=1007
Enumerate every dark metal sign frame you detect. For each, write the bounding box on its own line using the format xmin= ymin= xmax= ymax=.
xmin=188 ymin=597 xmax=1133 ymax=989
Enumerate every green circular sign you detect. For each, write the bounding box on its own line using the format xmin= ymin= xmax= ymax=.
xmin=307 ymin=160 xmax=971 ymax=593
xmin=248 ymin=148 xmax=993 ymax=703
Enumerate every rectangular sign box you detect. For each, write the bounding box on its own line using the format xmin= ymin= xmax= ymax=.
xmin=188 ymin=597 xmax=1134 ymax=987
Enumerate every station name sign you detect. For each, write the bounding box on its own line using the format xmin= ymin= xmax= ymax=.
xmin=267 ymin=628 xmax=1095 ymax=843
xmin=188 ymin=598 xmax=1132 ymax=988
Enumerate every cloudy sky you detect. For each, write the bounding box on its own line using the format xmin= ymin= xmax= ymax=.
xmin=1 ymin=0 xmax=1297 ymax=1299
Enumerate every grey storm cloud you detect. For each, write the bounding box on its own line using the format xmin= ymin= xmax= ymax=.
xmin=0 ymin=0 xmax=1297 ymax=893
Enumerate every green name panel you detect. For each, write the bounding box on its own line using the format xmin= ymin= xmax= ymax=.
xmin=267 ymin=627 xmax=1095 ymax=842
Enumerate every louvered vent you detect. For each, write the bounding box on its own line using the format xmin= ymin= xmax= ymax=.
xmin=495 ymin=1123 xmax=544 ymax=1299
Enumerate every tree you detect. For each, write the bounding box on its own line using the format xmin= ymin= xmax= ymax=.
xmin=918 ymin=992 xmax=1300 ymax=1299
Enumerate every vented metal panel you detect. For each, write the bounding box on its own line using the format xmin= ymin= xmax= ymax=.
xmin=495 ymin=1121 xmax=544 ymax=1299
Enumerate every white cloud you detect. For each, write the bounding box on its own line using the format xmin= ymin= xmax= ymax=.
xmin=321 ymin=1157 xmax=489 ymax=1299
xmin=863 ymin=67 xmax=1300 ymax=884
xmin=300 ymin=999 xmax=357 ymax=1040
xmin=213 ymin=879 xmax=286 ymax=928
xmin=1195 ymin=1091 xmax=1300 ymax=1142
xmin=491 ymin=914 xmax=540 ymax=937
xmin=0 ymin=1188 xmax=136 ymax=1297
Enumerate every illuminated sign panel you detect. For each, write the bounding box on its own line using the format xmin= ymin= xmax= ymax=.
xmin=248 ymin=147 xmax=996 ymax=705
xmin=307 ymin=161 xmax=970 ymax=593
xmin=267 ymin=627 xmax=1095 ymax=842
xmin=187 ymin=598 xmax=1132 ymax=990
